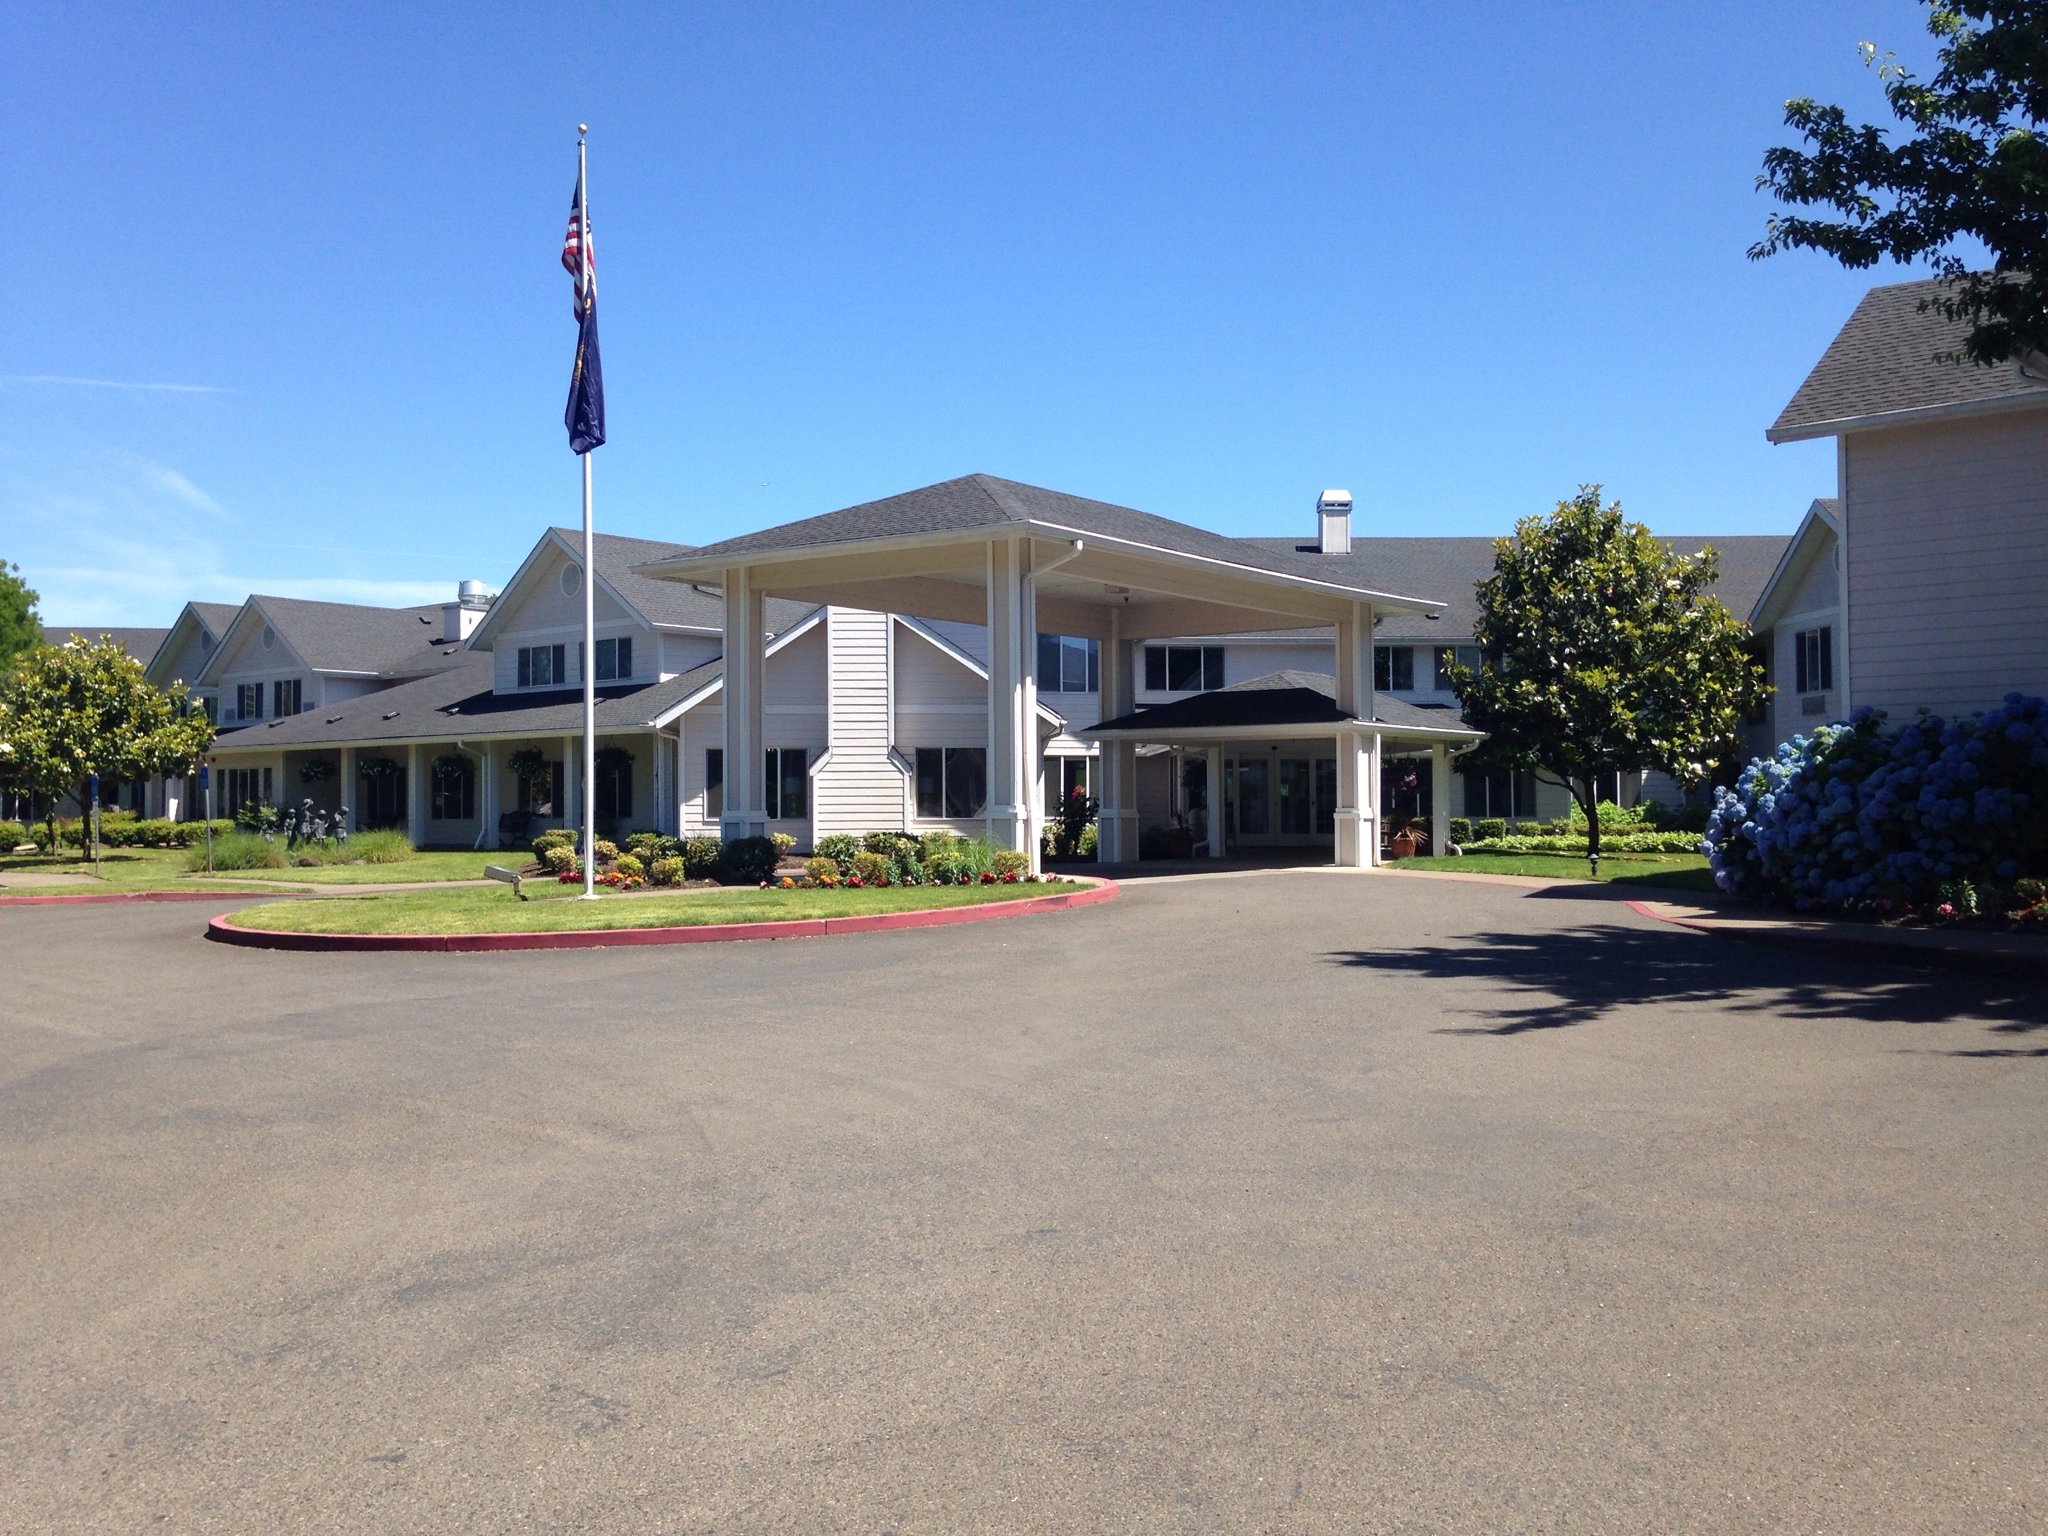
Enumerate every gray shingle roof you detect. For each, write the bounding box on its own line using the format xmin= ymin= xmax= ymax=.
xmin=650 ymin=474 xmax=1440 ymax=605
xmin=1087 ymin=669 xmax=1479 ymax=738
xmin=192 ymin=601 xmax=242 ymax=639
xmin=1231 ymin=534 xmax=1790 ymax=641
xmin=233 ymin=596 xmax=476 ymax=679
xmin=209 ymin=652 xmax=722 ymax=752
xmin=42 ymin=625 xmax=171 ymax=663
xmin=1768 ymin=276 xmax=2048 ymax=441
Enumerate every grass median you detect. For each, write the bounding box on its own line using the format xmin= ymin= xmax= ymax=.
xmin=230 ymin=879 xmax=1094 ymax=935
xmin=1398 ymin=852 xmax=1717 ymax=891
xmin=0 ymin=847 xmax=311 ymax=894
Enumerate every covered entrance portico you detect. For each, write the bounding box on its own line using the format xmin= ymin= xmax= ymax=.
xmin=1080 ymin=673 xmax=1481 ymax=865
xmin=632 ymin=475 xmax=1448 ymax=871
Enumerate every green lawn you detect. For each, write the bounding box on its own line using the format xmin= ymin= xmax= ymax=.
xmin=1398 ymin=851 xmax=1718 ymax=892
xmin=230 ymin=880 xmax=1092 ymax=935
xmin=0 ymin=847 xmax=308 ymax=894
xmin=229 ymin=849 xmax=510 ymax=885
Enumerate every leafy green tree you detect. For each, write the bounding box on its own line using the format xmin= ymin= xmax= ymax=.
xmin=1752 ymin=2 xmax=2048 ymax=365
xmin=0 ymin=560 xmax=40 ymax=677
xmin=1449 ymin=488 xmax=1770 ymax=871
xmin=0 ymin=636 xmax=215 ymax=857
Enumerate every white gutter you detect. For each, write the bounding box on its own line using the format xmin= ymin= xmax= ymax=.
xmin=1766 ymin=387 xmax=2048 ymax=443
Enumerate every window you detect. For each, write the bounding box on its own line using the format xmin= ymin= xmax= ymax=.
xmin=218 ymin=765 xmax=272 ymax=820
xmin=596 ymin=753 xmax=633 ymax=819
xmin=431 ymin=757 xmax=475 ymax=820
xmin=1036 ymin=634 xmax=1100 ymax=693
xmin=1794 ymin=626 xmax=1833 ymax=694
xmin=1374 ymin=645 xmax=1415 ymax=691
xmin=914 ymin=747 xmax=987 ymax=819
xmin=517 ymin=760 xmax=563 ymax=815
xmin=593 ymin=636 xmax=633 ymax=682
xmin=705 ymin=748 xmax=724 ymax=819
xmin=1235 ymin=757 xmax=1269 ymax=834
xmin=517 ymin=643 xmax=568 ymax=688
xmin=272 ymin=678 xmax=302 ymax=717
xmin=765 ymin=747 xmax=808 ymax=820
xmin=1144 ymin=645 xmax=1224 ymax=692
xmin=1433 ymin=646 xmax=1482 ymax=691
xmin=236 ymin=683 xmax=263 ymax=721
xmin=201 ymin=695 xmax=218 ymax=724
xmin=1278 ymin=758 xmax=1312 ymax=834
xmin=1463 ymin=768 xmax=1538 ymax=820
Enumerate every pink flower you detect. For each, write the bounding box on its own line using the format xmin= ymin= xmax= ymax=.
xmin=1936 ymin=903 xmax=1955 ymax=917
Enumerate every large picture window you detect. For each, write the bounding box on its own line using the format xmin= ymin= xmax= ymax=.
xmin=517 ymin=643 xmax=569 ymax=688
xmin=1374 ymin=645 xmax=1415 ymax=691
xmin=593 ymin=636 xmax=633 ymax=682
xmin=1463 ymin=767 xmax=1538 ymax=820
xmin=1794 ymin=626 xmax=1833 ymax=693
xmin=431 ymin=757 xmax=475 ymax=820
xmin=517 ymin=759 xmax=564 ymax=815
xmin=219 ymin=765 xmax=272 ymax=819
xmin=765 ymin=747 xmax=808 ymax=820
xmin=1144 ymin=645 xmax=1224 ymax=692
xmin=914 ymin=747 xmax=987 ymax=819
xmin=1036 ymin=634 xmax=1100 ymax=693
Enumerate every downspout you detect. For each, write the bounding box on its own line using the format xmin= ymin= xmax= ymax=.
xmin=452 ymin=740 xmax=488 ymax=850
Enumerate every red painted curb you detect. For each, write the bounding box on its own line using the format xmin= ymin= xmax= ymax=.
xmin=204 ymin=878 xmax=1120 ymax=953
xmin=1624 ymin=898 xmax=2048 ymax=977
xmin=0 ymin=889 xmax=266 ymax=907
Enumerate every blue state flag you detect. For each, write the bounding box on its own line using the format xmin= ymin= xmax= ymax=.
xmin=562 ymin=175 xmax=606 ymax=454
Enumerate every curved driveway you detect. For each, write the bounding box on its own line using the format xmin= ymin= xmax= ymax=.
xmin=3 ymin=870 xmax=2043 ymax=1532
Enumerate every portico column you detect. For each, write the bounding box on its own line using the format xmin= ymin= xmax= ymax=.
xmin=339 ymin=746 xmax=356 ymax=827
xmin=1332 ymin=601 xmax=1375 ymax=867
xmin=721 ymin=564 xmax=769 ymax=841
xmin=1097 ymin=608 xmax=1138 ymax=864
xmin=1206 ymin=743 xmax=1225 ymax=857
xmin=479 ymin=744 xmax=496 ymax=849
xmin=1368 ymin=730 xmax=1384 ymax=866
xmin=561 ymin=734 xmax=577 ymax=831
xmin=1431 ymin=744 xmax=1450 ymax=856
xmin=985 ymin=537 xmax=1028 ymax=854
xmin=407 ymin=743 xmax=425 ymax=847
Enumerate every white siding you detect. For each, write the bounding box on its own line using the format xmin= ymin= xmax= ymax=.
xmin=894 ymin=622 xmax=986 ymax=746
xmin=660 ymin=632 xmax=719 ymax=678
xmin=1844 ymin=411 xmax=2048 ymax=717
xmin=811 ymin=608 xmax=905 ymax=838
xmin=486 ymin=542 xmax=644 ymax=694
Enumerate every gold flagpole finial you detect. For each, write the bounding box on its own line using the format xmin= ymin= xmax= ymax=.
xmin=578 ymin=123 xmax=589 ymax=136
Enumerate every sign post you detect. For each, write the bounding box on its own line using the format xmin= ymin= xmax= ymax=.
xmin=201 ymin=762 xmax=213 ymax=874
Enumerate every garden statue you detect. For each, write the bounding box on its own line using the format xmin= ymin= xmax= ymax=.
xmin=281 ymin=807 xmax=299 ymax=849
xmin=309 ymin=809 xmax=329 ymax=843
xmin=335 ymin=806 xmax=350 ymax=846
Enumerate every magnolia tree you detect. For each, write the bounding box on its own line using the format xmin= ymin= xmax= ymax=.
xmin=0 ymin=636 xmax=214 ymax=857
xmin=1449 ymin=488 xmax=1770 ymax=870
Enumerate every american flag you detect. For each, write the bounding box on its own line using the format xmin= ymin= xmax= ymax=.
xmin=562 ymin=181 xmax=595 ymax=321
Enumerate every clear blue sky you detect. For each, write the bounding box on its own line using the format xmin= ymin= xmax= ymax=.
xmin=4 ymin=2 xmax=1942 ymax=625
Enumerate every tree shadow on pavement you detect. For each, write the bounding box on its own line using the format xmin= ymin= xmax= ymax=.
xmin=1327 ymin=922 xmax=2048 ymax=1046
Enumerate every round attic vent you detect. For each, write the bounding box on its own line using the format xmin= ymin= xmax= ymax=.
xmin=560 ymin=564 xmax=581 ymax=597
xmin=261 ymin=625 xmax=275 ymax=650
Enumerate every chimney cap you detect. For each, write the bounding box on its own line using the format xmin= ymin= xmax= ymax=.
xmin=1316 ymin=489 xmax=1353 ymax=512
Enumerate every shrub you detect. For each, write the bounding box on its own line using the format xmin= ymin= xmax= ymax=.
xmin=625 ymin=831 xmax=679 ymax=862
xmin=0 ymin=819 xmax=27 ymax=849
xmin=1704 ymin=695 xmax=2048 ymax=906
xmin=1641 ymin=799 xmax=1710 ymax=833
xmin=851 ymin=849 xmax=893 ymax=886
xmin=612 ymin=852 xmax=644 ymax=879
xmin=648 ymin=855 xmax=685 ymax=886
xmin=233 ymin=801 xmax=280 ymax=834
xmin=1459 ymin=831 xmax=1706 ymax=855
xmin=542 ymin=845 xmax=578 ymax=874
xmin=803 ymin=855 xmax=840 ymax=885
xmin=716 ymin=836 xmax=780 ymax=885
xmin=990 ymin=849 xmax=1029 ymax=878
xmin=683 ymin=836 xmax=723 ymax=878
xmin=1447 ymin=817 xmax=1473 ymax=845
xmin=592 ymin=838 xmax=620 ymax=864
xmin=1471 ymin=817 xmax=1508 ymax=842
xmin=185 ymin=831 xmax=287 ymax=871
xmin=770 ymin=831 xmax=797 ymax=856
xmin=533 ymin=828 xmax=575 ymax=860
xmin=345 ymin=829 xmax=414 ymax=864
xmin=814 ymin=833 xmax=863 ymax=875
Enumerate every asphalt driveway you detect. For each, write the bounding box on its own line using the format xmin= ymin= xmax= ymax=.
xmin=3 ymin=870 xmax=2044 ymax=1532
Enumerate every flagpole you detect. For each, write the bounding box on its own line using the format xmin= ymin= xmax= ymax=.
xmin=578 ymin=125 xmax=598 ymax=901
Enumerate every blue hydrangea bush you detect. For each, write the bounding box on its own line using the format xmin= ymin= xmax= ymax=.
xmin=1703 ymin=694 xmax=2048 ymax=908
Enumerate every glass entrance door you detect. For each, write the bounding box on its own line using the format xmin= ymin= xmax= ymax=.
xmin=1278 ymin=759 xmax=1311 ymax=834
xmin=1235 ymin=757 xmax=1269 ymax=835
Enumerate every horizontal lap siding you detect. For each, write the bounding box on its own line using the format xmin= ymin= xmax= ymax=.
xmin=1846 ymin=413 xmax=2048 ymax=717
xmin=814 ymin=608 xmax=905 ymax=838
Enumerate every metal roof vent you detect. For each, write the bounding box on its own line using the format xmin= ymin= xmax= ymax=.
xmin=1316 ymin=489 xmax=1352 ymax=555
xmin=443 ymin=580 xmax=493 ymax=643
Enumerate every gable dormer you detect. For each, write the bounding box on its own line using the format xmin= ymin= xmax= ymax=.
xmin=468 ymin=530 xmax=659 ymax=696
xmin=199 ymin=600 xmax=319 ymax=726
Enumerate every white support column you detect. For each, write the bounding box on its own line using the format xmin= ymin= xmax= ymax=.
xmin=338 ymin=746 xmax=356 ymax=829
xmin=1431 ymin=743 xmax=1450 ymax=857
xmin=407 ymin=743 xmax=425 ymax=847
xmin=1332 ymin=602 xmax=1376 ymax=867
xmin=984 ymin=538 xmax=1028 ymax=853
xmin=1020 ymin=546 xmax=1042 ymax=874
xmin=1097 ymin=607 xmax=1137 ymax=864
xmin=562 ymin=734 xmax=578 ymax=832
xmin=1206 ymin=743 xmax=1225 ymax=857
xmin=479 ymin=744 xmax=496 ymax=850
xmin=722 ymin=564 xmax=768 ymax=841
xmin=1368 ymin=730 xmax=1384 ymax=866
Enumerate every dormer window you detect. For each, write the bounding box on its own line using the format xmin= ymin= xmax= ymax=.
xmin=517 ymin=643 xmax=568 ymax=688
